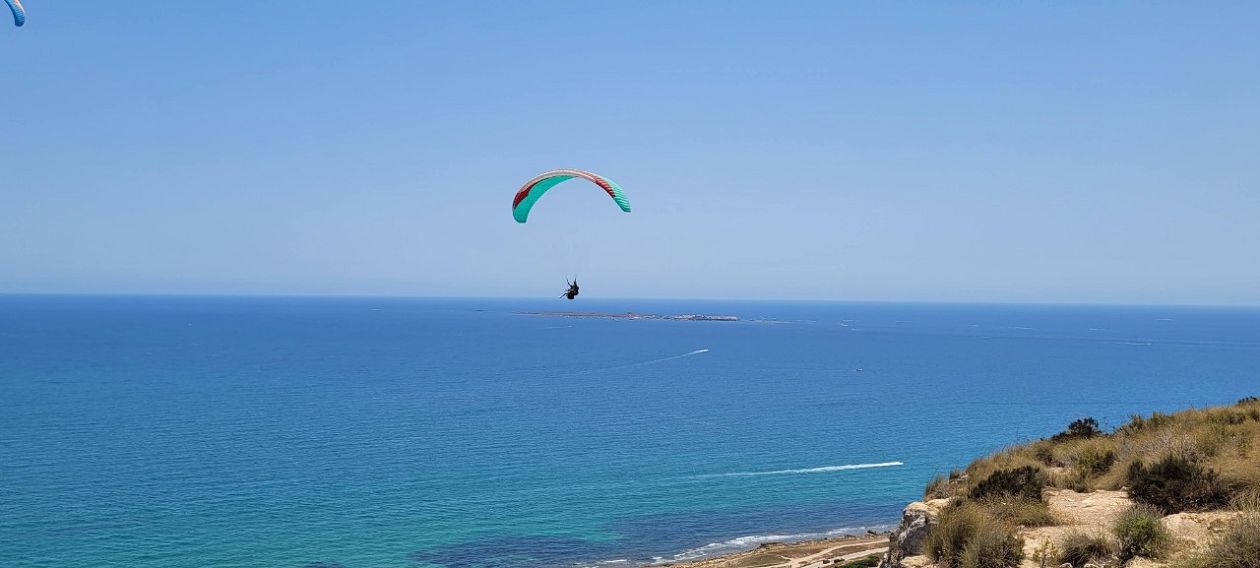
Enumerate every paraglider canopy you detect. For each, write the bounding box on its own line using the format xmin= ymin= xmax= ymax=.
xmin=6 ymin=0 xmax=25 ymax=27
xmin=511 ymin=169 xmax=630 ymax=223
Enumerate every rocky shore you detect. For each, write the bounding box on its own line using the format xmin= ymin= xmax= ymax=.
xmin=659 ymin=532 xmax=890 ymax=568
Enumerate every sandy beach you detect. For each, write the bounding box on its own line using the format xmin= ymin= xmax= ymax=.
xmin=659 ymin=533 xmax=888 ymax=568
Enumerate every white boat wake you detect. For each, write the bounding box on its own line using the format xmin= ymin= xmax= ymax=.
xmin=595 ymin=349 xmax=710 ymax=372
xmin=690 ymin=461 xmax=904 ymax=479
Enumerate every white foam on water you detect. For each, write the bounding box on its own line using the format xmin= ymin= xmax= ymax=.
xmin=690 ymin=461 xmax=904 ymax=479
xmin=659 ymin=524 xmax=897 ymax=563
xmin=575 ymin=523 xmax=896 ymax=567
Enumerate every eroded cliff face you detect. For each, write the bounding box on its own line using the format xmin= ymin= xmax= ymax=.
xmin=881 ymin=499 xmax=951 ymax=567
xmin=879 ymin=489 xmax=1247 ymax=568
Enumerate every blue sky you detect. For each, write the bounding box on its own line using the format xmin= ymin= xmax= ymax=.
xmin=2 ymin=2 xmax=1257 ymax=304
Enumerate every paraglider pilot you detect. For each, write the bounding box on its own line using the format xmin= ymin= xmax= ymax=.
xmin=563 ymin=279 xmax=579 ymax=300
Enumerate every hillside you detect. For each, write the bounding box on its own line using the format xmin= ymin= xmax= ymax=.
xmin=882 ymin=398 xmax=1260 ymax=568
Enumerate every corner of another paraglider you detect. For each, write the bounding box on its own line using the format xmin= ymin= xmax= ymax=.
xmin=5 ymin=0 xmax=25 ymax=27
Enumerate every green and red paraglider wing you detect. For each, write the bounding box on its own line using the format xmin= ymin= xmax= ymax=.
xmin=512 ymin=169 xmax=631 ymax=223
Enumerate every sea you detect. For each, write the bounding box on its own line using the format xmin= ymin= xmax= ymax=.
xmin=2 ymin=296 xmax=1258 ymax=568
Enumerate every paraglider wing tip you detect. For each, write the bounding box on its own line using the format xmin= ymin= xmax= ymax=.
xmin=6 ymin=0 xmax=24 ymax=27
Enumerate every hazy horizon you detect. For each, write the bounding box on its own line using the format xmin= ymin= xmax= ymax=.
xmin=5 ymin=292 xmax=1260 ymax=309
xmin=4 ymin=2 xmax=1258 ymax=305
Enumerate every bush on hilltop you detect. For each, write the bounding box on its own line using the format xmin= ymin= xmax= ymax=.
xmin=1056 ymin=530 xmax=1115 ymax=567
xmin=1127 ymin=454 xmax=1231 ymax=513
xmin=1113 ymin=504 xmax=1169 ymax=561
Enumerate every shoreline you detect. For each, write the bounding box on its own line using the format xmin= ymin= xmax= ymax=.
xmin=652 ymin=532 xmax=890 ymax=568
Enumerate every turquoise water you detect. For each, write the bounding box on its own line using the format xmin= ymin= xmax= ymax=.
xmin=2 ymin=296 xmax=1258 ymax=568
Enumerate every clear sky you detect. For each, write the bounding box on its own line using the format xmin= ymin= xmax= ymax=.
xmin=2 ymin=2 xmax=1257 ymax=304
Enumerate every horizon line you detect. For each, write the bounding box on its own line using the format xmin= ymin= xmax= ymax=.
xmin=1 ymin=291 xmax=1257 ymax=309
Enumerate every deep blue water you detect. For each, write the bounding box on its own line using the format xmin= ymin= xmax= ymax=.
xmin=2 ymin=296 xmax=1258 ymax=568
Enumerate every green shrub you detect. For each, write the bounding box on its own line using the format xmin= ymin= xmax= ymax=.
xmin=1075 ymin=446 xmax=1117 ymax=478
xmin=969 ymin=465 xmax=1046 ymax=501
xmin=1031 ymin=440 xmax=1060 ymax=467
xmin=1056 ymin=531 xmax=1115 ymax=567
xmin=958 ymin=525 xmax=1024 ymax=568
xmin=1113 ymin=504 xmax=1169 ymax=561
xmin=836 ymin=554 xmax=881 ymax=568
xmin=1051 ymin=417 xmax=1102 ymax=442
xmin=1123 ymin=412 xmax=1175 ymax=433
xmin=1127 ymin=455 xmax=1231 ymax=513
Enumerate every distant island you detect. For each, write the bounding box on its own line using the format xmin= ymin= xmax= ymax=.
xmin=519 ymin=311 xmax=740 ymax=322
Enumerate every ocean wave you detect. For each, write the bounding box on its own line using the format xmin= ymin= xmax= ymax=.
xmin=690 ymin=461 xmax=904 ymax=479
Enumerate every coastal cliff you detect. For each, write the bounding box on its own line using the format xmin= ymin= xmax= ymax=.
xmin=664 ymin=399 xmax=1260 ymax=568
xmin=880 ymin=398 xmax=1260 ymax=568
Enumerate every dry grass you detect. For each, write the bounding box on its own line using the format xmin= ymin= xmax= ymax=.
xmin=934 ymin=398 xmax=1260 ymax=508
xmin=975 ymin=497 xmax=1057 ymax=528
xmin=925 ymin=501 xmax=1025 ymax=568
xmin=958 ymin=526 xmax=1023 ymax=568
xmin=925 ymin=469 xmax=965 ymax=500
xmin=920 ymin=399 xmax=1260 ymax=566
xmin=1171 ymin=513 xmax=1260 ymax=568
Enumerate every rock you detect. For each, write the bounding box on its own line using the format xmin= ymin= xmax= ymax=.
xmin=880 ymin=500 xmax=949 ymax=567
xmin=1043 ymin=488 xmax=1133 ymax=527
xmin=894 ymin=503 xmax=936 ymax=554
xmin=1161 ymin=511 xmax=1241 ymax=551
xmin=898 ymin=556 xmax=933 ymax=568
